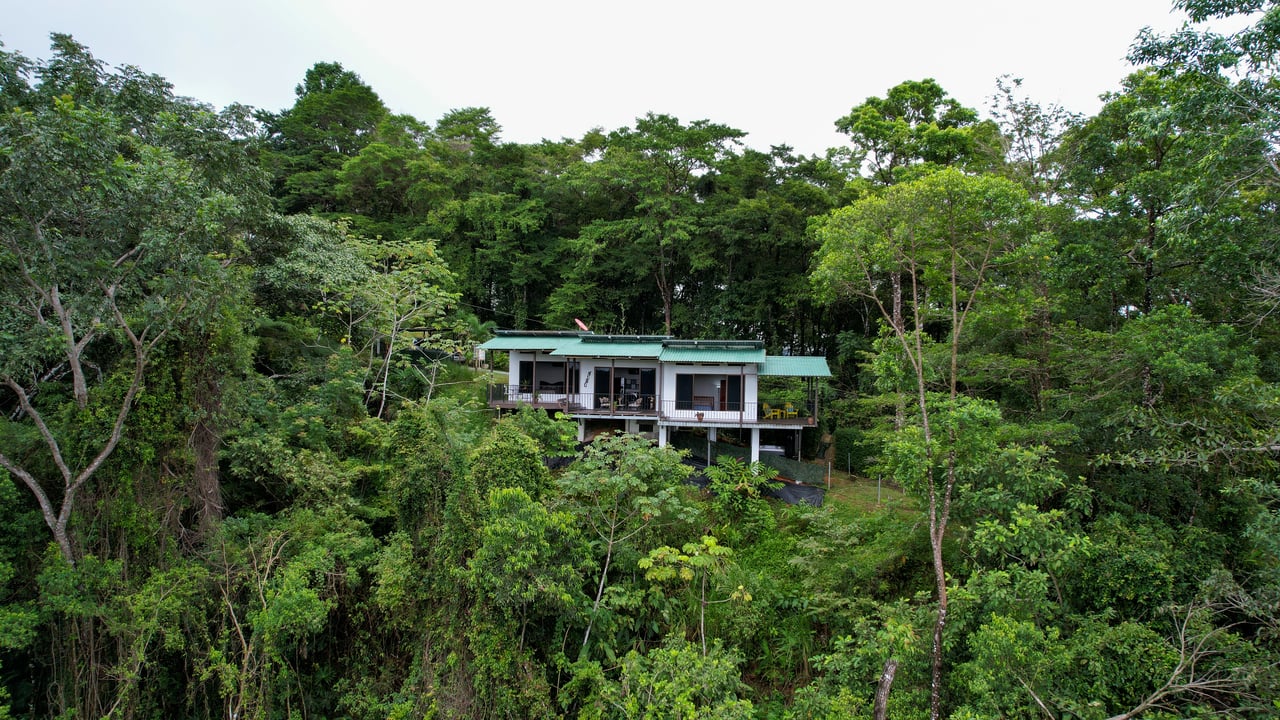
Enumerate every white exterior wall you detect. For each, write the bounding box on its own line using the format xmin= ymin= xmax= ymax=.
xmin=658 ymin=363 xmax=758 ymax=422
xmin=505 ymin=352 xmax=765 ymax=426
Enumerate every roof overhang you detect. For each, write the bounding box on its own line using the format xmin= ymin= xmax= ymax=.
xmin=658 ymin=347 xmax=766 ymax=364
xmin=760 ymin=356 xmax=832 ymax=377
xmin=477 ymin=331 xmax=581 ymax=352
xmin=551 ymin=339 xmax=664 ymax=359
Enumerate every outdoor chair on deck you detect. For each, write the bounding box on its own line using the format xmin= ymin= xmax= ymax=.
xmin=762 ymin=403 xmax=782 ymax=420
xmin=783 ymin=402 xmax=798 ymax=419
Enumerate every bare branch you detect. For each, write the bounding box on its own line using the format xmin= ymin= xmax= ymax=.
xmin=3 ymin=377 xmax=74 ymax=485
xmin=0 ymin=451 xmax=60 ymax=545
xmin=1105 ymin=602 xmax=1263 ymax=720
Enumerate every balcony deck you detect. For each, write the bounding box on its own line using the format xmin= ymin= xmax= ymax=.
xmin=486 ymin=386 xmax=816 ymax=427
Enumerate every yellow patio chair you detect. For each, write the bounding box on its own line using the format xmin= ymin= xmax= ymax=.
xmin=762 ymin=402 xmax=782 ymax=420
xmin=783 ymin=402 xmax=798 ymax=418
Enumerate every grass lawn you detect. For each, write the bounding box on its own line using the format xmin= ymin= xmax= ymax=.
xmin=822 ymin=469 xmax=915 ymax=516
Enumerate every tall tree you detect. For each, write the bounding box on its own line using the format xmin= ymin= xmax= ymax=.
xmin=693 ymin=146 xmax=840 ymax=349
xmin=1128 ymin=0 xmax=1280 ymax=353
xmin=986 ymin=75 xmax=1081 ymax=200
xmin=814 ymin=167 xmax=1033 ymax=720
xmin=835 ymin=78 xmax=1002 ymax=186
xmin=260 ymin=62 xmax=388 ymax=213
xmin=1130 ymin=0 xmax=1280 ymax=188
xmin=0 ymin=39 xmax=263 ymax=563
xmin=1058 ymin=70 xmax=1249 ymax=324
xmin=553 ymin=113 xmax=744 ymax=334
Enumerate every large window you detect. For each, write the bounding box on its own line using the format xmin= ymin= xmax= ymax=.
xmin=518 ymin=360 xmax=577 ymax=394
xmin=675 ymin=373 xmax=741 ymax=411
xmin=518 ymin=360 xmax=533 ymax=392
xmin=675 ymin=374 xmax=694 ymax=410
xmin=724 ymin=375 xmax=742 ymax=411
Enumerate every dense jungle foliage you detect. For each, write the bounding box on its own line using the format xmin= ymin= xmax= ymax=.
xmin=3 ymin=1 xmax=1280 ymax=717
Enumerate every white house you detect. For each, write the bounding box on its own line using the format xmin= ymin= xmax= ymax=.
xmin=477 ymin=331 xmax=831 ymax=462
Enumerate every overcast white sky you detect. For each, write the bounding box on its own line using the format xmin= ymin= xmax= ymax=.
xmin=0 ymin=0 xmax=1232 ymax=156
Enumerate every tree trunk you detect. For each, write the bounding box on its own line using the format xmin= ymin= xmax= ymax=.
xmin=929 ymin=544 xmax=948 ymax=720
xmin=658 ymin=268 xmax=673 ymax=336
xmin=187 ymin=332 xmax=225 ymax=537
xmin=892 ymin=272 xmax=905 ymax=430
xmin=929 ymin=443 xmax=959 ymax=720
xmin=581 ymin=535 xmax=615 ymax=652
xmin=48 ymin=283 xmax=92 ymax=409
xmin=192 ymin=417 xmax=223 ymax=536
xmin=874 ymin=658 xmax=899 ymax=720
xmin=700 ymin=572 xmax=708 ymax=656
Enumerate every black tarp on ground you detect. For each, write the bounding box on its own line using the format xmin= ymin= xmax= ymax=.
xmin=685 ymin=457 xmax=710 ymax=488
xmin=765 ymin=482 xmax=825 ymax=507
xmin=544 ymin=454 xmax=576 ymax=471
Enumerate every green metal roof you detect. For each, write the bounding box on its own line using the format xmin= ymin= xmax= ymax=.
xmin=580 ymin=334 xmax=671 ymax=344
xmin=657 ymin=338 xmax=766 ymax=364
xmin=479 ymin=332 xmax=827 ymax=375
xmin=658 ymin=347 xmax=766 ymax=364
xmin=477 ymin=334 xmax=581 ymax=352
xmin=662 ymin=339 xmax=763 ymax=350
xmin=760 ymin=355 xmax=832 ymax=377
xmin=551 ymin=339 xmax=664 ymax=358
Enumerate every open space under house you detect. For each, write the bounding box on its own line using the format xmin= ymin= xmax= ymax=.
xmin=478 ymin=331 xmax=831 ymax=463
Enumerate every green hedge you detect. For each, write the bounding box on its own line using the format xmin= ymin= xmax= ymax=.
xmin=833 ymin=426 xmax=878 ymax=477
xmin=759 ymin=454 xmax=826 ymax=486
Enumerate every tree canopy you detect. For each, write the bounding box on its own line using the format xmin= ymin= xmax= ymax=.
xmin=2 ymin=17 xmax=1279 ymax=719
